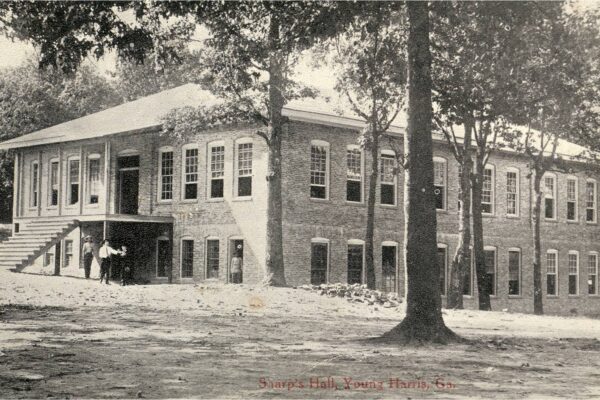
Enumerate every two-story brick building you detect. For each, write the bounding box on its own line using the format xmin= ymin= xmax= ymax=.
xmin=0 ymin=84 xmax=598 ymax=315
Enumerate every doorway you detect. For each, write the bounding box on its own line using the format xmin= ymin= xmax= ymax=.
xmin=382 ymin=245 xmax=397 ymax=292
xmin=229 ymin=239 xmax=244 ymax=283
xmin=117 ymin=155 xmax=139 ymax=215
xmin=156 ymin=238 xmax=170 ymax=278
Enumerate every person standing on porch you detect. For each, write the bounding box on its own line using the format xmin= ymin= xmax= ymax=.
xmin=82 ymin=235 xmax=94 ymax=279
xmin=99 ymin=239 xmax=122 ymax=285
xmin=230 ymin=246 xmax=243 ymax=284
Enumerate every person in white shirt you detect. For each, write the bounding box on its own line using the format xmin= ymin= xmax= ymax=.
xmin=99 ymin=239 xmax=123 ymax=285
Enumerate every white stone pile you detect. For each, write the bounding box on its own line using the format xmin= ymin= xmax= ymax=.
xmin=297 ymin=283 xmax=402 ymax=309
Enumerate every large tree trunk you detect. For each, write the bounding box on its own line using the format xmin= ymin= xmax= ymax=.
xmin=382 ymin=1 xmax=456 ymax=343
xmin=364 ymin=133 xmax=379 ymax=290
xmin=446 ymin=122 xmax=473 ymax=309
xmin=532 ymin=168 xmax=544 ymax=315
xmin=471 ymin=153 xmax=491 ymax=311
xmin=264 ymin=17 xmax=286 ymax=287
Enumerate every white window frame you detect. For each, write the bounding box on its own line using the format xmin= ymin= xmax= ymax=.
xmin=310 ymin=140 xmax=330 ymax=200
xmin=380 ymin=149 xmax=397 ymax=206
xmin=180 ymin=237 xmax=195 ymax=279
xmin=155 ymin=236 xmax=170 ymax=278
xmin=588 ymin=252 xmax=598 ymax=296
xmin=508 ymin=247 xmax=522 ymax=297
xmin=311 ymin=237 xmax=330 ymax=284
xmin=346 ymin=144 xmax=364 ymax=203
xmin=543 ymin=173 xmax=557 ymax=221
xmin=234 ymin=138 xmax=253 ymax=199
xmin=437 ymin=243 xmax=448 ymax=297
xmin=86 ymin=153 xmax=102 ymax=206
xmin=433 ymin=156 xmax=447 ymax=211
xmin=484 ymin=245 xmax=497 ymax=297
xmin=205 ymin=236 xmax=221 ymax=280
xmin=48 ymin=158 xmax=59 ymax=208
xmin=381 ymin=240 xmax=399 ymax=293
xmin=63 ymin=239 xmax=74 ymax=267
xmin=482 ymin=164 xmax=495 ymax=215
xmin=347 ymin=239 xmax=366 ymax=284
xmin=566 ymin=176 xmax=578 ymax=222
xmin=546 ymin=249 xmax=558 ymax=297
xmin=181 ymin=144 xmax=199 ymax=201
xmin=157 ymin=146 xmax=174 ymax=203
xmin=66 ymin=157 xmax=81 ymax=207
xmin=586 ymin=179 xmax=597 ymax=223
xmin=568 ymin=250 xmax=579 ymax=296
xmin=208 ymin=141 xmax=225 ymax=200
xmin=506 ymin=167 xmax=520 ymax=217
xmin=30 ymin=160 xmax=39 ymax=209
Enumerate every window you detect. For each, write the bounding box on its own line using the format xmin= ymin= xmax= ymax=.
xmin=45 ymin=249 xmax=54 ymax=267
xmin=310 ymin=141 xmax=329 ymax=199
xmin=544 ymin=174 xmax=556 ymax=220
xmin=181 ymin=239 xmax=194 ymax=278
xmin=347 ymin=241 xmax=364 ymax=284
xmin=506 ymin=169 xmax=519 ymax=216
xmin=87 ymin=155 xmax=101 ymax=204
xmin=30 ymin=161 xmax=39 ymax=208
xmin=183 ymin=147 xmax=199 ymax=200
xmin=380 ymin=151 xmax=396 ymax=205
xmin=484 ymin=247 xmax=496 ymax=296
xmin=546 ymin=250 xmax=558 ymax=296
xmin=382 ymin=243 xmax=397 ymax=293
xmin=567 ymin=177 xmax=578 ymax=221
xmin=568 ymin=251 xmax=579 ymax=295
xmin=433 ymin=157 xmax=446 ymax=210
xmin=586 ymin=180 xmax=596 ymax=222
xmin=68 ymin=159 xmax=80 ymax=205
xmin=159 ymin=149 xmax=174 ymax=201
xmin=346 ymin=146 xmax=362 ymax=202
xmin=588 ymin=253 xmax=598 ymax=295
xmin=437 ymin=245 xmax=447 ymax=296
xmin=64 ymin=240 xmax=73 ymax=267
xmin=508 ymin=249 xmax=521 ymax=296
xmin=206 ymin=239 xmax=220 ymax=279
xmin=237 ymin=142 xmax=253 ymax=197
xmin=311 ymin=239 xmax=329 ymax=285
xmin=209 ymin=144 xmax=225 ymax=199
xmin=482 ymin=166 xmax=494 ymax=214
xmin=49 ymin=160 xmax=59 ymax=207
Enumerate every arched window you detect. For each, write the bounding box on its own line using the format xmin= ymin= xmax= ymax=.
xmin=546 ymin=249 xmax=558 ymax=296
xmin=506 ymin=167 xmax=520 ymax=217
xmin=310 ymin=140 xmax=330 ymax=200
xmin=346 ymin=144 xmax=363 ymax=203
xmin=380 ymin=149 xmax=396 ymax=206
xmin=433 ymin=157 xmax=447 ymax=210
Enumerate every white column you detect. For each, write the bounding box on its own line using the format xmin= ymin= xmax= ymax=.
xmin=12 ymin=151 xmax=20 ymax=220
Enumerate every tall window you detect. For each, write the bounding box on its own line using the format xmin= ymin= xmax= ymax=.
xmin=567 ymin=178 xmax=578 ymax=221
xmin=544 ymin=174 xmax=556 ymax=220
xmin=45 ymin=248 xmax=55 ymax=267
xmin=181 ymin=239 xmax=194 ymax=278
xmin=64 ymin=240 xmax=73 ymax=267
xmin=508 ymin=249 xmax=521 ymax=296
xmin=30 ymin=161 xmax=39 ymax=208
xmin=237 ymin=142 xmax=253 ymax=197
xmin=380 ymin=151 xmax=396 ymax=205
xmin=87 ymin=156 xmax=101 ymax=204
xmin=506 ymin=169 xmax=519 ymax=216
xmin=482 ymin=166 xmax=494 ymax=214
xmin=209 ymin=144 xmax=225 ymax=199
xmin=159 ymin=149 xmax=174 ymax=201
xmin=433 ymin=158 xmax=446 ymax=210
xmin=382 ymin=244 xmax=397 ymax=293
xmin=346 ymin=147 xmax=362 ymax=202
xmin=568 ymin=251 xmax=579 ymax=295
xmin=546 ymin=250 xmax=558 ymax=296
xmin=311 ymin=240 xmax=328 ymax=285
xmin=347 ymin=241 xmax=364 ymax=284
xmin=484 ymin=248 xmax=496 ymax=296
xmin=310 ymin=141 xmax=329 ymax=199
xmin=206 ymin=239 xmax=220 ymax=279
xmin=183 ymin=147 xmax=199 ymax=200
xmin=586 ymin=180 xmax=596 ymax=223
xmin=49 ymin=160 xmax=59 ymax=207
xmin=437 ymin=245 xmax=447 ymax=296
xmin=68 ymin=159 xmax=80 ymax=205
xmin=588 ymin=253 xmax=598 ymax=295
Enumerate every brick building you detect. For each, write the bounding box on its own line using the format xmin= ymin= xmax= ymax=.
xmin=0 ymin=84 xmax=598 ymax=315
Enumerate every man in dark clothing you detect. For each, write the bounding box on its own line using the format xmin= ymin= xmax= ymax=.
xmin=120 ymin=246 xmax=134 ymax=286
xmin=82 ymin=235 xmax=94 ymax=279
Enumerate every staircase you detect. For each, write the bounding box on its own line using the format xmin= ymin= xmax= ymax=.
xmin=0 ymin=219 xmax=79 ymax=271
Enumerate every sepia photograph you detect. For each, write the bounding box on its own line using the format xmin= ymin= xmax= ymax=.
xmin=0 ymin=1 xmax=599 ymax=398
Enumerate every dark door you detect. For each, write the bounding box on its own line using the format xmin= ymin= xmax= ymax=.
xmin=230 ymin=239 xmax=244 ymax=283
xmin=119 ymin=170 xmax=139 ymax=215
xmin=347 ymin=244 xmax=363 ymax=284
xmin=157 ymin=239 xmax=170 ymax=278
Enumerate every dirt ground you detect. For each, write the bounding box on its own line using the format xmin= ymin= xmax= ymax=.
xmin=1 ymin=271 xmax=600 ymax=399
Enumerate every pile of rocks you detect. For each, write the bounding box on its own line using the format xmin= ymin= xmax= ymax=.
xmin=297 ymin=283 xmax=402 ymax=308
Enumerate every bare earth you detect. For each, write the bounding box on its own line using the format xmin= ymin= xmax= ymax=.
xmin=1 ymin=269 xmax=599 ymax=399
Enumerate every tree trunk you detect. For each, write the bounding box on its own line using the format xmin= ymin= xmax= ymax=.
xmin=446 ymin=122 xmax=473 ymax=309
xmin=471 ymin=153 xmax=491 ymax=311
xmin=365 ymin=133 xmax=379 ymax=290
xmin=532 ymin=168 xmax=544 ymax=315
xmin=382 ymin=1 xmax=457 ymax=343
xmin=264 ymin=17 xmax=286 ymax=286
